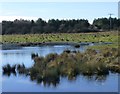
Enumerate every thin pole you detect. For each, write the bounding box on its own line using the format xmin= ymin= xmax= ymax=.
xmin=108 ymin=13 xmax=113 ymax=31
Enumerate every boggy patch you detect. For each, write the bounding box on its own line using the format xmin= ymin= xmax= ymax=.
xmin=2 ymin=47 xmax=119 ymax=87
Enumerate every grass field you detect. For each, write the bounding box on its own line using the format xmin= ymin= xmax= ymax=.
xmin=1 ymin=31 xmax=118 ymax=43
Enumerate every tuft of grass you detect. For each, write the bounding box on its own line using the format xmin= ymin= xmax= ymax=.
xmin=28 ymin=46 xmax=119 ymax=85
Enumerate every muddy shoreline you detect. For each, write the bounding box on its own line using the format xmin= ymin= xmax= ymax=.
xmin=1 ymin=42 xmax=80 ymax=50
xmin=0 ymin=42 xmax=113 ymax=50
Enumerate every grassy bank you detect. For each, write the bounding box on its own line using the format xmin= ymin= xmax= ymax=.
xmin=88 ymin=43 xmax=118 ymax=50
xmin=1 ymin=31 xmax=118 ymax=43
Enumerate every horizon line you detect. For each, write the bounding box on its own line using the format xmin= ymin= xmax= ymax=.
xmin=0 ymin=16 xmax=118 ymax=24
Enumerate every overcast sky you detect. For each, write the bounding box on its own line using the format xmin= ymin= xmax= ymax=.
xmin=0 ymin=2 xmax=118 ymax=23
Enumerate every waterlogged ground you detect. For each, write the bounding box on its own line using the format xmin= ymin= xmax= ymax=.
xmin=1 ymin=31 xmax=118 ymax=43
xmin=1 ymin=43 xmax=119 ymax=92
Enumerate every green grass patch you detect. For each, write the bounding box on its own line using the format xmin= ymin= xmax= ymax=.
xmin=1 ymin=31 xmax=118 ymax=43
xmin=88 ymin=43 xmax=118 ymax=50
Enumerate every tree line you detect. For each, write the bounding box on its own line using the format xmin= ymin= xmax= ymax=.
xmin=1 ymin=18 xmax=120 ymax=34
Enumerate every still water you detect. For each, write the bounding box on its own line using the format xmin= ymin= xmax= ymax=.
xmin=1 ymin=43 xmax=119 ymax=92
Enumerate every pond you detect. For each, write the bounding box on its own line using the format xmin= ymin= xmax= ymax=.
xmin=1 ymin=43 xmax=119 ymax=92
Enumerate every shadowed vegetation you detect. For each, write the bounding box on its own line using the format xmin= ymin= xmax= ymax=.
xmin=2 ymin=18 xmax=120 ymax=35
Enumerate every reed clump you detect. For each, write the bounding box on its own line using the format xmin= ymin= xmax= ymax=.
xmin=3 ymin=46 xmax=119 ymax=86
xmin=28 ymin=47 xmax=119 ymax=84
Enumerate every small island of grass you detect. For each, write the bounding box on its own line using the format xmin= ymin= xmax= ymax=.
xmin=3 ymin=44 xmax=119 ymax=86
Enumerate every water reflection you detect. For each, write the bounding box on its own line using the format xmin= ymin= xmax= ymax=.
xmin=3 ymin=64 xmax=16 ymax=77
xmin=83 ymin=75 xmax=108 ymax=83
xmin=2 ymin=45 xmax=86 ymax=68
xmin=3 ymin=70 xmax=16 ymax=77
xmin=2 ymin=63 xmax=60 ymax=87
xmin=2 ymin=63 xmax=110 ymax=87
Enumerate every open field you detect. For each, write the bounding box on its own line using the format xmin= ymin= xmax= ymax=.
xmin=1 ymin=31 xmax=118 ymax=43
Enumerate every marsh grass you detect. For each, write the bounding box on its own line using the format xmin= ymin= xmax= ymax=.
xmin=25 ymin=46 xmax=119 ymax=85
xmin=1 ymin=31 xmax=118 ymax=43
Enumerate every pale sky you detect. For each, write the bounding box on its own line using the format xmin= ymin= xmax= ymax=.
xmin=0 ymin=2 xmax=118 ymax=24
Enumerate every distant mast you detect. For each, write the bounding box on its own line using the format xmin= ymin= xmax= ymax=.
xmin=108 ymin=13 xmax=113 ymax=31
